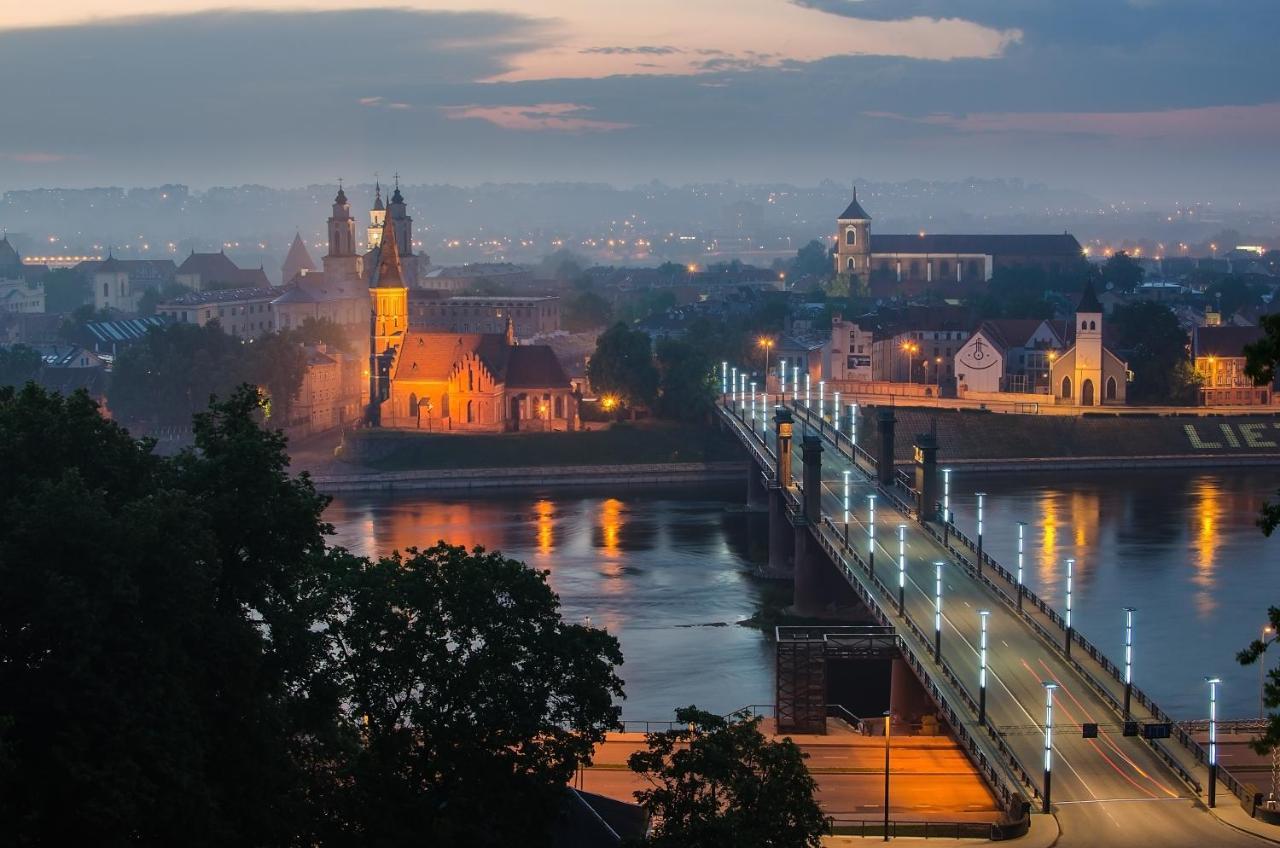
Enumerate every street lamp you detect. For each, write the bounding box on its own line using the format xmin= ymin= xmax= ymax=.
xmin=750 ymin=381 xmax=757 ymax=429
xmin=934 ymin=561 xmax=944 ymax=661
xmin=976 ymin=492 xmax=986 ymax=577
xmin=843 ymin=470 xmax=851 ymax=547
xmin=978 ymin=610 xmax=991 ymax=725
xmin=1016 ymin=522 xmax=1026 ymax=613
xmin=731 ymin=367 xmax=738 ymax=405
xmin=1064 ymin=558 xmax=1075 ymax=658
xmin=1207 ymin=676 xmax=1222 ymax=808
xmin=819 ymin=380 xmax=826 ymax=422
xmin=805 ymin=374 xmax=811 ymax=409
xmin=833 ymin=391 xmax=841 ymax=433
xmin=1043 ymin=682 xmax=1058 ymax=814
xmin=943 ymin=468 xmax=952 ymax=525
xmin=851 ymin=402 xmax=859 ymax=450
xmin=883 ymin=710 xmax=892 ymax=842
xmin=897 ymin=524 xmax=907 ymax=615
xmin=721 ymin=361 xmax=728 ymax=397
xmin=1123 ymin=607 xmax=1136 ymax=719
xmin=868 ymin=494 xmax=877 ymax=577
xmin=757 ymin=336 xmax=774 ymax=388
xmin=780 ymin=361 xmax=787 ymax=401
xmin=791 ymin=363 xmax=798 ymax=404
xmin=740 ymin=374 xmax=747 ymax=419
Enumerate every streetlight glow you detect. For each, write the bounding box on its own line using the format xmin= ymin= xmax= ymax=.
xmin=943 ymin=468 xmax=951 ymax=523
xmin=934 ymin=561 xmax=944 ymax=661
xmin=975 ymin=492 xmax=986 ymax=576
xmin=978 ymin=610 xmax=991 ymax=724
xmin=1016 ymin=521 xmax=1026 ymax=612
xmin=721 ymin=361 xmax=728 ymax=396
xmin=1123 ymin=607 xmax=1136 ymax=718
xmin=1043 ymin=681 xmax=1058 ymax=813
xmin=851 ymin=402 xmax=859 ymax=449
xmin=818 ymin=380 xmax=825 ymax=420
xmin=1207 ymin=676 xmax=1222 ymax=807
xmin=805 ymin=374 xmax=811 ymax=408
xmin=1064 ymin=558 xmax=1075 ymax=657
xmin=897 ymin=524 xmax=907 ymax=615
xmin=868 ymin=494 xmax=877 ymax=577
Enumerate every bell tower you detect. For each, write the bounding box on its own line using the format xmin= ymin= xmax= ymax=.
xmin=367 ymin=180 xmax=386 ymax=250
xmin=369 ymin=214 xmax=408 ymax=355
xmin=323 ymin=182 xmax=362 ymax=282
xmin=1072 ymin=279 xmax=1104 ymax=406
xmin=834 ymin=185 xmax=872 ymax=281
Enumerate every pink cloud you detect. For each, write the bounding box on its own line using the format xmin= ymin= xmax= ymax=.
xmin=866 ymin=102 xmax=1280 ymax=140
xmin=440 ymin=102 xmax=632 ymax=133
xmin=3 ymin=151 xmax=74 ymax=163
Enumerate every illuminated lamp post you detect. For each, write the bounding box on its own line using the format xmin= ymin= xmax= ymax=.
xmin=867 ymin=494 xmax=877 ymax=578
xmin=833 ymin=391 xmax=841 ymax=435
xmin=819 ymin=380 xmax=826 ymax=424
xmin=792 ymin=363 xmax=798 ymax=405
xmin=731 ymin=367 xmax=738 ymax=406
xmin=1016 ymin=522 xmax=1026 ymax=613
xmin=1064 ymin=558 xmax=1075 ymax=658
xmin=1043 ymin=682 xmax=1058 ymax=813
xmin=757 ymin=336 xmax=775 ymax=396
xmin=978 ymin=610 xmax=991 ymax=725
xmin=843 ymin=470 xmax=851 ymax=547
xmin=934 ymin=561 xmax=944 ymax=661
xmin=1123 ymin=607 xmax=1136 ymax=719
xmin=851 ymin=402 xmax=859 ymax=450
xmin=721 ymin=361 xmax=728 ymax=398
xmin=1259 ymin=625 xmax=1276 ymax=720
xmin=942 ymin=468 xmax=952 ymax=544
xmin=805 ymin=374 xmax=811 ymax=409
xmin=897 ymin=524 xmax=907 ymax=615
xmin=1207 ymin=676 xmax=1222 ymax=808
xmin=883 ymin=710 xmax=892 ymax=842
xmin=975 ymin=492 xmax=986 ymax=578
xmin=780 ymin=361 xmax=787 ymax=402
xmin=750 ymin=381 xmax=757 ymax=432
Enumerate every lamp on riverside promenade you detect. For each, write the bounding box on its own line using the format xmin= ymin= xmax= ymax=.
xmin=780 ymin=362 xmax=788 ymax=401
xmin=1207 ymin=676 xmax=1222 ymax=808
xmin=731 ymin=367 xmax=738 ymax=405
xmin=1016 ymin=522 xmax=1027 ymax=613
xmin=1064 ymin=558 xmax=1075 ymax=658
xmin=934 ymin=561 xmax=944 ymax=661
xmin=883 ymin=710 xmax=892 ymax=842
xmin=843 ymin=470 xmax=851 ymax=546
xmin=757 ymin=336 xmax=774 ymax=388
xmin=805 ymin=374 xmax=811 ymax=409
xmin=868 ymin=494 xmax=877 ymax=577
xmin=750 ymin=382 xmax=757 ymax=427
xmin=791 ymin=364 xmax=798 ymax=405
xmin=851 ymin=402 xmax=859 ymax=450
xmin=721 ymin=361 xmax=728 ymax=397
xmin=833 ymin=391 xmax=841 ymax=433
xmin=897 ymin=524 xmax=907 ymax=615
xmin=1043 ymin=682 xmax=1058 ymax=814
xmin=819 ymin=380 xmax=826 ymax=423
xmin=978 ymin=610 xmax=991 ymax=725
xmin=942 ymin=468 xmax=952 ymax=544
xmin=1123 ymin=607 xmax=1136 ymax=719
xmin=975 ymin=492 xmax=986 ymax=577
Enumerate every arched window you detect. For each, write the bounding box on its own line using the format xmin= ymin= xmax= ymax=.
xmin=408 ymin=393 xmax=419 ymax=417
xmin=1082 ymin=379 xmax=1095 ymax=406
xmin=846 ymin=228 xmax=856 ymax=246
xmin=1081 ymin=320 xmax=1088 ymax=330
xmin=846 ymin=256 xmax=855 ymax=271
xmin=1106 ymin=376 xmax=1117 ymax=401
xmin=554 ymin=395 xmax=564 ymax=418
xmin=468 ymin=367 xmax=475 ymax=391
xmin=466 ymin=400 xmax=474 ymax=423
xmin=1089 ymin=320 xmax=1096 ymax=331
xmin=1061 ymin=376 xmax=1072 ymax=399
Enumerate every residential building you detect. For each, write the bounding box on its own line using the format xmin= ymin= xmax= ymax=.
xmin=89 ymin=255 xmax=178 ymax=312
xmin=1192 ymin=325 xmax=1271 ymax=406
xmin=409 ymin=294 xmax=561 ymax=338
xmin=175 ymin=250 xmax=270 ymax=291
xmin=826 ymin=315 xmax=874 ymax=382
xmin=872 ymin=327 xmax=971 ymax=384
xmin=285 ymin=344 xmax=363 ymax=436
xmin=0 ymin=236 xmax=46 ymax=313
xmin=155 ymin=287 xmax=279 ymax=338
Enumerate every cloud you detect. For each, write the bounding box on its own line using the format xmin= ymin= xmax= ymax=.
xmin=580 ymin=46 xmax=682 ymax=55
xmin=440 ymin=103 xmax=633 ymax=133
xmin=2 ymin=152 xmax=76 ymax=164
xmin=867 ymin=102 xmax=1280 ymax=141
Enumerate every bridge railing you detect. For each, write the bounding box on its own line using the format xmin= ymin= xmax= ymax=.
xmin=936 ymin=520 xmax=1252 ymax=803
xmin=810 ymin=514 xmax=1036 ymax=823
xmin=826 ymin=817 xmax=1029 ymax=841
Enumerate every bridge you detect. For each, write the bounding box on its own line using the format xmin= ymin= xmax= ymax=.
xmin=716 ymin=386 xmax=1276 ymax=846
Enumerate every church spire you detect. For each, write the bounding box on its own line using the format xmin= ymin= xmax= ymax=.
xmin=373 ymin=179 xmax=384 ymax=212
xmin=370 ymin=215 xmax=404 ymax=287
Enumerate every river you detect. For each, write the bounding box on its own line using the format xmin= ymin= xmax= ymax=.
xmin=326 ymin=467 xmax=1280 ymax=722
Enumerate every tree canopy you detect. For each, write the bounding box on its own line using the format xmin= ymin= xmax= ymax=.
xmin=41 ymin=268 xmax=91 ymax=313
xmin=0 ymin=344 xmax=41 ymax=388
xmin=1108 ymin=301 xmax=1196 ymax=404
xmin=655 ymin=337 xmax=716 ymax=421
xmin=628 ymin=706 xmax=826 ymax=848
xmin=1101 ymin=251 xmax=1145 ymax=293
xmin=564 ymin=290 xmax=614 ymax=332
xmin=0 ymin=384 xmax=624 ymax=846
xmin=587 ymin=322 xmax=660 ymax=409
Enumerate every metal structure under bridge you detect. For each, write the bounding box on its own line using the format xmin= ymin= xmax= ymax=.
xmin=715 ymin=380 xmax=1276 ymax=847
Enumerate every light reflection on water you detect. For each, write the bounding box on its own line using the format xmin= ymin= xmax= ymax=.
xmin=949 ymin=467 xmax=1280 ymax=718
xmin=326 ymin=468 xmax=1280 ymax=722
xmin=324 ymin=485 xmax=775 ymax=721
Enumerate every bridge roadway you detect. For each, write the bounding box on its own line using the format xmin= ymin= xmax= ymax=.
xmin=719 ymin=397 xmax=1270 ymax=847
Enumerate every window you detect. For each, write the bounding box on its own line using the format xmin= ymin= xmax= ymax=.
xmin=468 ymin=368 xmax=475 ymax=391
xmin=909 ymin=260 xmax=921 ymax=278
xmin=103 ymin=282 xmax=109 ymax=297
xmin=846 ymin=228 xmax=856 ymax=246
xmin=1089 ymin=320 xmax=1096 ymax=331
xmin=1081 ymin=320 xmax=1088 ymax=330
xmin=846 ymin=257 xmax=855 ymax=271
xmin=1106 ymin=377 xmax=1117 ymax=401
xmin=1061 ymin=376 xmax=1072 ymax=398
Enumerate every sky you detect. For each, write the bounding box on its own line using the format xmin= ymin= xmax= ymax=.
xmin=1 ymin=0 xmax=1278 ymax=203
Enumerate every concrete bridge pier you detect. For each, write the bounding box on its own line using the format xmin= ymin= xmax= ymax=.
xmin=792 ymin=433 xmax=827 ymax=615
xmin=746 ymin=461 xmax=768 ymax=507
xmin=889 ymin=657 xmax=936 ymax=728
xmin=759 ymin=407 xmax=797 ymax=579
xmin=914 ymin=431 xmax=939 ymax=521
xmin=877 ymin=407 xmax=896 ymax=486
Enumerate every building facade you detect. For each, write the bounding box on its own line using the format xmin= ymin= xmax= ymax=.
xmin=155 ymin=287 xmax=279 ymax=338
xmin=1192 ymin=325 xmax=1272 ymax=406
xmin=954 ymin=319 xmax=1064 ymax=393
xmin=1048 ymin=281 xmax=1128 ymax=406
xmin=826 ymin=315 xmax=874 ymax=382
xmin=409 ymin=294 xmax=561 ymax=338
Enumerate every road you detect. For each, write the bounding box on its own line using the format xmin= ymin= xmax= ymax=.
xmin=721 ymin=396 xmax=1273 ymax=847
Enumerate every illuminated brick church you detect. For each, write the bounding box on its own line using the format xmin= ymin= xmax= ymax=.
xmin=362 ymin=195 xmax=577 ymax=432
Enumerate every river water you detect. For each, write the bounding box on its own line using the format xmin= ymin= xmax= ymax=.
xmin=326 ymin=468 xmax=1280 ymax=722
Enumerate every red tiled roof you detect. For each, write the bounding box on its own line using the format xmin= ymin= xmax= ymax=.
xmin=506 ymin=345 xmax=570 ymax=389
xmin=1193 ymin=325 xmax=1266 ymax=358
xmin=391 ymin=331 xmax=570 ymax=389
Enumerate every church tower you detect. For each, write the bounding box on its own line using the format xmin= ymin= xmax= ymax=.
xmin=323 ymin=184 xmax=362 ymax=282
xmin=367 ymin=181 xmax=386 ymax=250
xmin=1072 ymin=278 xmax=1104 ymax=406
xmin=834 ymin=186 xmax=872 ymax=279
xmin=386 ymin=176 xmax=413 ymax=260
xmin=369 ymin=214 xmax=409 ymax=355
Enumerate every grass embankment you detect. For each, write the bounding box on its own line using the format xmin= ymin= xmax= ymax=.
xmin=355 ymin=421 xmax=742 ymax=471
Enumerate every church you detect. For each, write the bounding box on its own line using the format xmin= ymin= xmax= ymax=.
xmin=1048 ymin=279 xmax=1128 ymax=406
xmin=363 ymin=201 xmax=577 ymax=432
xmin=833 ymin=188 xmax=1085 ymax=295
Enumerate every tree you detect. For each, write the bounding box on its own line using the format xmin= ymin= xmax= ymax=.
xmin=656 ymin=337 xmax=715 ymax=421
xmin=41 ymin=268 xmax=91 ymax=313
xmin=0 ymin=344 xmax=41 ymax=388
xmin=278 ymin=316 xmax=355 ymax=354
xmin=246 ymin=332 xmax=309 ymax=423
xmin=1101 ymin=251 xmax=1144 ymax=293
xmin=1108 ymin=302 xmax=1193 ymax=403
xmin=137 ymin=282 xmax=192 ymax=316
xmin=587 ymin=323 xmax=660 ymax=409
xmin=789 ymin=239 xmax=832 ymax=282
xmin=0 ymin=384 xmax=345 ymax=845
xmin=331 ymin=542 xmax=623 ymax=846
xmin=564 ymin=290 xmax=613 ymax=332
xmin=1203 ymin=274 xmax=1264 ymax=320
xmin=627 ymin=706 xmax=826 ymax=848
xmin=1245 ymin=315 xmax=1280 ymax=536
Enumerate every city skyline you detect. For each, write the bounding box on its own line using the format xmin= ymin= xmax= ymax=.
xmin=2 ymin=1 xmax=1278 ymax=203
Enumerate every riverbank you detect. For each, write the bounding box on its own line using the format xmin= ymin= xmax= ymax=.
xmin=311 ymin=460 xmax=746 ymax=493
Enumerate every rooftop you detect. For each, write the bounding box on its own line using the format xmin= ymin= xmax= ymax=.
xmin=158 ymin=287 xmax=278 ymax=306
